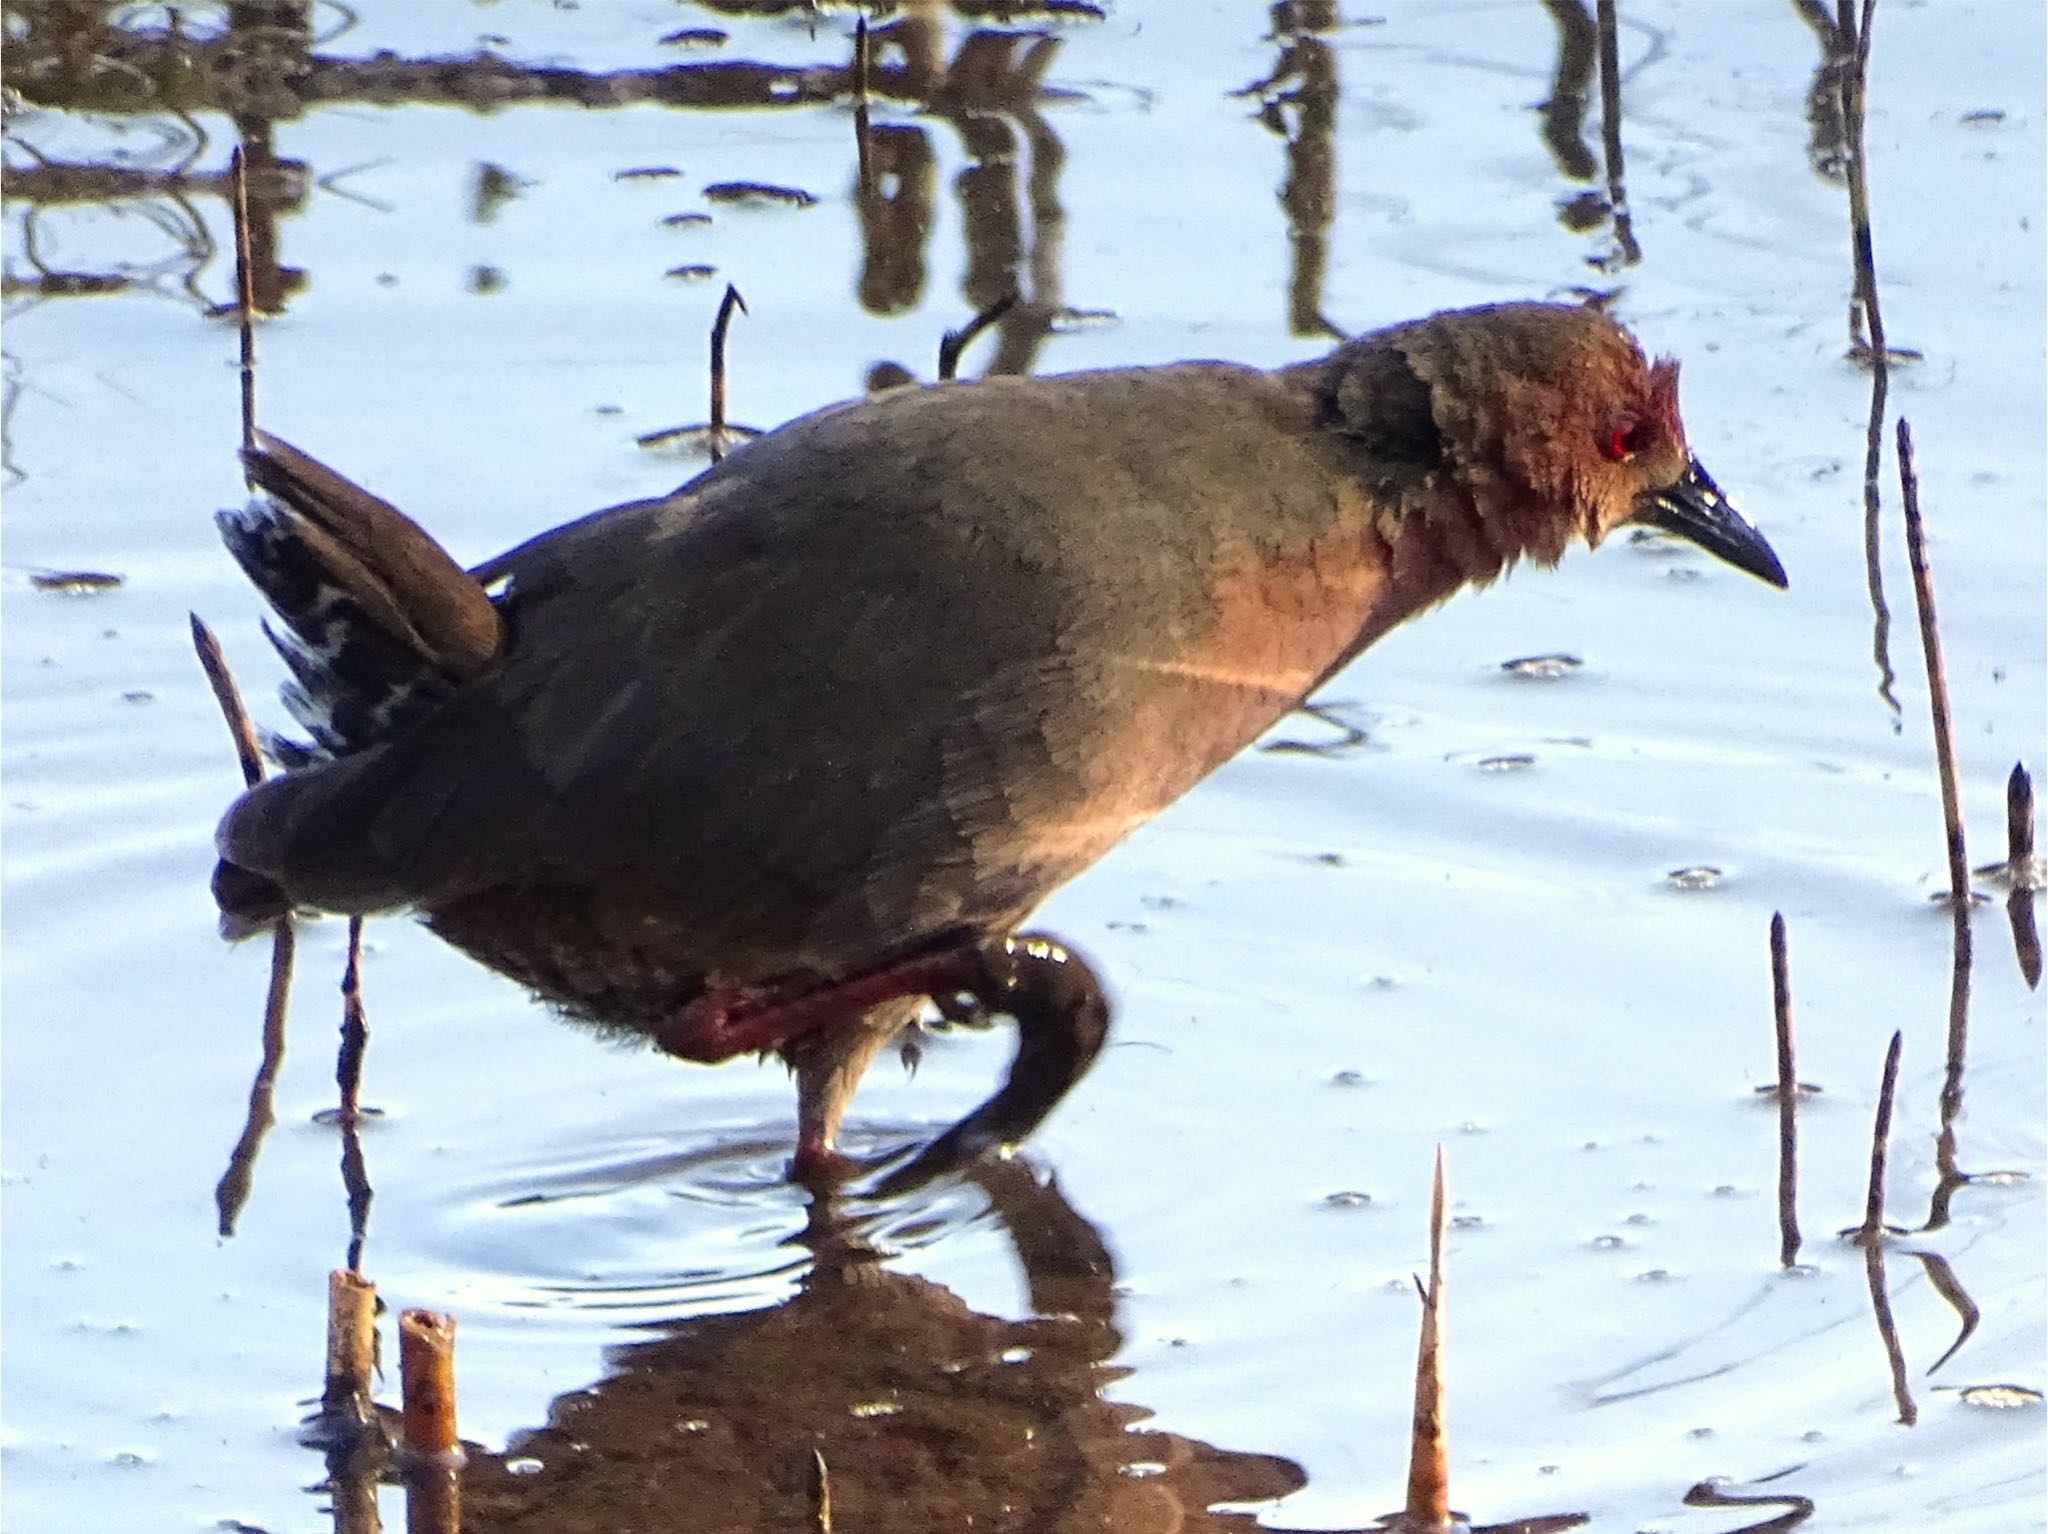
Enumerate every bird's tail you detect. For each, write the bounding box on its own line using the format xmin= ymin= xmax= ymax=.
xmin=216 ymin=432 xmax=502 ymax=765
xmin=212 ymin=434 xmax=503 ymax=933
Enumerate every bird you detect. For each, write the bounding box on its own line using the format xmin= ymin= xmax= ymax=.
xmin=210 ymin=300 xmax=1786 ymax=1187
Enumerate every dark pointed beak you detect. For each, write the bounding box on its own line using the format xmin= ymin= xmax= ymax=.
xmin=1635 ymin=457 xmax=1788 ymax=589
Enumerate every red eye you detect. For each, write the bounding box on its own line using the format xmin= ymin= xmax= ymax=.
xmin=1601 ymin=421 xmax=1640 ymax=462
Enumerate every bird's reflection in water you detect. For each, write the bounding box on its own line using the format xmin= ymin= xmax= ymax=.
xmin=459 ymin=1156 xmax=1307 ymax=1533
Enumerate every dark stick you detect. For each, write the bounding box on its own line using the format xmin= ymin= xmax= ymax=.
xmin=190 ymin=614 xmax=265 ymax=789
xmin=1770 ymin=913 xmax=1802 ymax=1268
xmin=708 ymin=282 xmax=748 ymax=464
xmin=1897 ymin=420 xmax=1970 ymax=906
xmin=231 ymin=145 xmax=257 ymax=459
xmin=1857 ymin=1030 xmax=1903 ymax=1244
xmin=937 ymin=290 xmax=1018 ymax=382
xmin=852 ymin=17 xmax=872 ymax=195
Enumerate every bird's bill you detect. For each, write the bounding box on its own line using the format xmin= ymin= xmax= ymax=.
xmin=1634 ymin=457 xmax=1788 ymax=589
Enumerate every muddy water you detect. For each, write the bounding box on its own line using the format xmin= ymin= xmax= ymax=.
xmin=3 ymin=3 xmax=2042 ymax=1531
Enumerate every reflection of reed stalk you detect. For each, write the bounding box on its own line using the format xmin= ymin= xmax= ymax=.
xmin=853 ymin=18 xmax=873 ymax=194
xmin=1836 ymin=0 xmax=1902 ymax=715
xmin=1593 ymin=0 xmax=1639 ymax=266
xmin=192 ymin=608 xmax=300 ymax=1237
xmin=1858 ymin=1032 xmax=1917 ymax=1423
xmin=2004 ymin=764 xmax=2041 ymax=988
xmin=231 ymin=147 xmax=257 ymax=454
xmin=810 ymin=1447 xmax=834 ymax=1533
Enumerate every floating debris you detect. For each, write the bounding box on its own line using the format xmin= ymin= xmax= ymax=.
xmin=615 ymin=166 xmax=684 ymax=182
xmin=470 ymin=163 xmax=529 ymax=223
xmin=1500 ymin=653 xmax=1582 ymax=680
xmin=662 ymin=212 xmax=714 ymax=229
xmin=1959 ymin=1384 xmax=2042 ymax=1409
xmin=31 ymin=570 xmax=124 ymax=593
xmin=1050 ymin=306 xmax=1121 ymax=333
xmin=665 ymin=264 xmax=718 ymax=283
xmin=660 ymin=28 xmax=727 ymax=49
xmin=636 ymin=422 xmax=764 ymax=459
xmin=1751 ymin=1081 xmax=1822 ymax=1100
xmin=1665 ymin=864 xmax=1722 ymax=891
xmin=1476 ymin=753 xmax=1536 ymax=772
xmin=703 ymin=180 xmax=817 ymax=209
xmin=1323 ymin=1190 xmax=1373 ymax=1209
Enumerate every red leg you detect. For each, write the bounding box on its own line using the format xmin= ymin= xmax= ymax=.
xmin=652 ymin=933 xmax=989 ymax=1064
xmin=654 ymin=930 xmax=1110 ymax=1191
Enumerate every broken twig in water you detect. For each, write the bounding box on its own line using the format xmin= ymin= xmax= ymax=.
xmin=190 ymin=613 xmax=264 ymax=789
xmin=1403 ymin=1145 xmax=1451 ymax=1526
xmin=321 ymin=1268 xmax=381 ymax=1443
xmin=1856 ymin=1030 xmax=1903 ymax=1245
xmin=709 ymin=282 xmax=748 ymax=464
xmin=2006 ymin=763 xmax=2038 ymax=878
xmin=1896 ymin=420 xmax=1971 ymax=908
xmin=399 ymin=1308 xmax=463 ymax=1534
xmin=1770 ymin=912 xmax=1802 ymax=1268
xmin=399 ymin=1309 xmax=461 ymax=1460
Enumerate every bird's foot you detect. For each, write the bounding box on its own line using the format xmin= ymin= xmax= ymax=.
xmin=652 ymin=930 xmax=1111 ymax=1195
xmin=862 ymin=932 xmax=1110 ymax=1198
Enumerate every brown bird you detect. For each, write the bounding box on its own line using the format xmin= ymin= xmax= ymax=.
xmin=211 ymin=301 xmax=1785 ymax=1187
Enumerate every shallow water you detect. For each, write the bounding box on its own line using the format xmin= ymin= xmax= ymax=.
xmin=3 ymin=3 xmax=2043 ymax=1531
